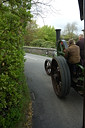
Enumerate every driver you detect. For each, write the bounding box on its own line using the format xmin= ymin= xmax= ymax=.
xmin=65 ymin=39 xmax=80 ymax=64
xmin=64 ymin=39 xmax=80 ymax=74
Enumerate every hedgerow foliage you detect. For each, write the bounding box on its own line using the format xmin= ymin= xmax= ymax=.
xmin=30 ymin=39 xmax=55 ymax=48
xmin=0 ymin=1 xmax=32 ymax=128
xmin=24 ymin=24 xmax=56 ymax=47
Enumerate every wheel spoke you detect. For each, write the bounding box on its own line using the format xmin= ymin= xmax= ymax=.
xmin=57 ymin=82 xmax=62 ymax=93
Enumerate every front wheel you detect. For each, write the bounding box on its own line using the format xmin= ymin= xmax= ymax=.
xmin=44 ymin=59 xmax=52 ymax=76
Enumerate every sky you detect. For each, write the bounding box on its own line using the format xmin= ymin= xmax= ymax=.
xmin=35 ymin=0 xmax=84 ymax=34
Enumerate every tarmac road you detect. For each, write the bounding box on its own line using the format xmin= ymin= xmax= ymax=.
xmin=24 ymin=53 xmax=83 ymax=128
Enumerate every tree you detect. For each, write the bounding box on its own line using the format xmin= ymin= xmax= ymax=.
xmin=29 ymin=25 xmax=56 ymax=48
xmin=23 ymin=0 xmax=56 ymax=45
xmin=61 ymin=22 xmax=78 ymax=41
xmin=25 ymin=24 xmax=56 ymax=47
xmin=31 ymin=0 xmax=55 ymax=18
xmin=36 ymin=25 xmax=56 ymax=42
xmin=24 ymin=20 xmax=38 ymax=45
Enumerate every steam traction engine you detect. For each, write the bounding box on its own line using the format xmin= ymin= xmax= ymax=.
xmin=44 ymin=29 xmax=84 ymax=98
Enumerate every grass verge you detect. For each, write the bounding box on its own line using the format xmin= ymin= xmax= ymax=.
xmin=14 ymin=76 xmax=32 ymax=128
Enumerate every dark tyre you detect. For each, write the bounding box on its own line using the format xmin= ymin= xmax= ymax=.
xmin=51 ymin=56 xmax=71 ymax=98
xmin=44 ymin=59 xmax=52 ymax=75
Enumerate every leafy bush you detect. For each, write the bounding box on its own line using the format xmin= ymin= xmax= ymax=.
xmin=0 ymin=2 xmax=31 ymax=128
xmin=30 ymin=39 xmax=45 ymax=47
xmin=35 ymin=25 xmax=56 ymax=42
xmin=41 ymin=41 xmax=55 ymax=48
xmin=30 ymin=39 xmax=55 ymax=48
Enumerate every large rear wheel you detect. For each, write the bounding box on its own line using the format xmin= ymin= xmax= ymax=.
xmin=51 ymin=56 xmax=71 ymax=98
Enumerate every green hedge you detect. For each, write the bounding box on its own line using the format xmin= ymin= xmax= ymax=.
xmin=0 ymin=3 xmax=31 ymax=128
xmin=30 ymin=39 xmax=55 ymax=48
